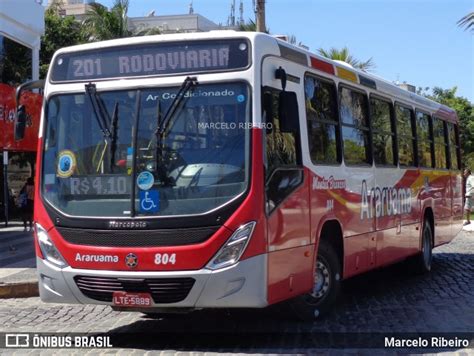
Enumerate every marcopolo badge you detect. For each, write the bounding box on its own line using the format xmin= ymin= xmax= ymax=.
xmin=57 ymin=150 xmax=76 ymax=178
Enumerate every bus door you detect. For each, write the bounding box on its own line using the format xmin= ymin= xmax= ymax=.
xmin=262 ymin=57 xmax=312 ymax=304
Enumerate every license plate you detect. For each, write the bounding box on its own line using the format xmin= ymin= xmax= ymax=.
xmin=112 ymin=291 xmax=152 ymax=307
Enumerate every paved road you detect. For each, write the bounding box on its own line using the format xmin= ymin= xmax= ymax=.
xmin=0 ymin=223 xmax=35 ymax=268
xmin=0 ymin=230 xmax=473 ymax=353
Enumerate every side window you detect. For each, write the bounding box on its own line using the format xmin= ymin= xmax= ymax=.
xmin=263 ymin=87 xmax=303 ymax=214
xmin=304 ymin=75 xmax=340 ymax=164
xmin=447 ymin=122 xmax=461 ymax=170
xmin=395 ymin=104 xmax=416 ymax=167
xmin=433 ymin=117 xmax=448 ymax=169
xmin=416 ymin=111 xmax=434 ymax=168
xmin=370 ymin=97 xmax=396 ymax=166
xmin=339 ymin=87 xmax=371 ymax=165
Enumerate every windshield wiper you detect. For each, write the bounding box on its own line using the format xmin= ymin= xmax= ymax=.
xmin=154 ymin=76 xmax=198 ymax=185
xmin=85 ymin=83 xmax=111 ymax=138
xmin=85 ymin=83 xmax=119 ymax=172
xmin=156 ymin=76 xmax=198 ymax=137
xmin=109 ymin=102 xmax=119 ymax=172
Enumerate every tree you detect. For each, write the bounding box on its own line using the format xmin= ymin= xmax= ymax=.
xmin=458 ymin=12 xmax=474 ymax=31
xmin=82 ymin=0 xmax=160 ymax=41
xmin=82 ymin=0 xmax=131 ymax=41
xmin=40 ymin=1 xmax=84 ymax=78
xmin=423 ymin=87 xmax=474 ymax=169
xmin=239 ymin=19 xmax=257 ymax=32
xmin=317 ymin=47 xmax=375 ymax=72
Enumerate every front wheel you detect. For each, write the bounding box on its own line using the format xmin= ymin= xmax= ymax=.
xmin=289 ymin=240 xmax=341 ymax=320
xmin=412 ymin=220 xmax=433 ymax=273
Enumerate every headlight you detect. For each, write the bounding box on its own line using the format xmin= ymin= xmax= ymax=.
xmin=35 ymin=223 xmax=68 ymax=268
xmin=206 ymin=221 xmax=256 ymax=270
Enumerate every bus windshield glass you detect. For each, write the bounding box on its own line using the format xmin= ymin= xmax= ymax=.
xmin=42 ymin=82 xmax=250 ymax=217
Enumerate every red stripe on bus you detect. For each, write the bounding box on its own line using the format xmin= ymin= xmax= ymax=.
xmin=310 ymin=57 xmax=335 ymax=75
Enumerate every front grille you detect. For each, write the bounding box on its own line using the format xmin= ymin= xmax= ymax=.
xmin=74 ymin=276 xmax=195 ymax=304
xmin=58 ymin=226 xmax=219 ymax=247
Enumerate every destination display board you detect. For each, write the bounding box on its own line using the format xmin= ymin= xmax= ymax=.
xmin=51 ymin=39 xmax=250 ymax=82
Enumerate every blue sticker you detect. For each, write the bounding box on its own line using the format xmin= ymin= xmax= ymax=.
xmin=139 ymin=190 xmax=159 ymax=213
xmin=237 ymin=94 xmax=245 ymax=103
xmin=136 ymin=171 xmax=154 ymax=190
xmin=57 ymin=150 xmax=76 ymax=178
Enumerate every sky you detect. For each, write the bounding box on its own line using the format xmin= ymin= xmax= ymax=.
xmin=98 ymin=0 xmax=473 ymax=101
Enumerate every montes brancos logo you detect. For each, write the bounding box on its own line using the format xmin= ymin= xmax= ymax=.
xmin=125 ymin=253 xmax=138 ymax=269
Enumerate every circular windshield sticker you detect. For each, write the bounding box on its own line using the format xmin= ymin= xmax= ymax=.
xmin=57 ymin=150 xmax=76 ymax=178
xmin=136 ymin=171 xmax=154 ymax=190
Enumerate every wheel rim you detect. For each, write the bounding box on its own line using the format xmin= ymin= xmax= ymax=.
xmin=311 ymin=259 xmax=331 ymax=299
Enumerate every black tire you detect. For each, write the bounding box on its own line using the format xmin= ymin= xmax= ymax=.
xmin=412 ymin=220 xmax=433 ymax=273
xmin=289 ymin=240 xmax=341 ymax=321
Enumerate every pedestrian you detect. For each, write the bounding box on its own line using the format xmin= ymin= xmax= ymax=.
xmin=464 ymin=168 xmax=474 ymax=226
xmin=19 ymin=177 xmax=34 ymax=231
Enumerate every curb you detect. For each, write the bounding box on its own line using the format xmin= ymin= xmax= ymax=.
xmin=0 ymin=281 xmax=39 ymax=298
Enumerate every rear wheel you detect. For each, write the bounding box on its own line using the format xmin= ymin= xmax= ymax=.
xmin=289 ymin=240 xmax=341 ymax=320
xmin=413 ymin=220 xmax=433 ymax=273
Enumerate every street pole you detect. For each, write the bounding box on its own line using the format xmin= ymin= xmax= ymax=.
xmin=3 ymin=151 xmax=8 ymax=227
xmin=256 ymin=0 xmax=266 ymax=32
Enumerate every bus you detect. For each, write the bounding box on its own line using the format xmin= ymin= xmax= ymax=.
xmin=1 ymin=1 xmax=43 ymax=226
xmin=17 ymin=31 xmax=463 ymax=319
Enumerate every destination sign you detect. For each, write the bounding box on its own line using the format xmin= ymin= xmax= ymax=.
xmin=51 ymin=39 xmax=250 ymax=82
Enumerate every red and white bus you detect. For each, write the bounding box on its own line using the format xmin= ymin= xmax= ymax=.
xmin=21 ymin=31 xmax=463 ymax=319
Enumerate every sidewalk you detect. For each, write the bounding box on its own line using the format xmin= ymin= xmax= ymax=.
xmin=0 ymin=223 xmax=38 ymax=298
xmin=462 ymin=220 xmax=474 ymax=232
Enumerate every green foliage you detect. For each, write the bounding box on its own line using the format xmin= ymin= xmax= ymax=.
xmin=317 ymin=47 xmax=375 ymax=72
xmin=422 ymin=87 xmax=474 ymax=169
xmin=1 ymin=36 xmax=32 ymax=85
xmin=40 ymin=0 xmax=162 ymax=77
xmin=82 ymin=0 xmax=160 ymax=41
xmin=40 ymin=1 xmax=84 ymax=78
xmin=238 ymin=19 xmax=269 ymax=33
xmin=458 ymin=12 xmax=474 ymax=31
xmin=83 ymin=0 xmax=132 ymax=41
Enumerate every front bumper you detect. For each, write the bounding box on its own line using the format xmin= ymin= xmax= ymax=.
xmin=37 ymin=254 xmax=268 ymax=308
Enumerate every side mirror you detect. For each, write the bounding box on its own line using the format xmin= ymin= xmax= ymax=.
xmin=15 ymin=105 xmax=27 ymax=141
xmin=15 ymin=79 xmax=45 ymax=141
xmin=278 ymin=91 xmax=299 ymax=133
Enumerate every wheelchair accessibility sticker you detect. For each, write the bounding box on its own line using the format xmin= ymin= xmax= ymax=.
xmin=139 ymin=190 xmax=159 ymax=213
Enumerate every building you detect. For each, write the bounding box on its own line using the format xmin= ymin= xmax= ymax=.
xmin=47 ymin=0 xmax=227 ymax=33
xmin=130 ymin=13 xmax=222 ymax=34
xmin=0 ymin=0 xmax=44 ymax=225
xmin=47 ymin=0 xmax=95 ymax=21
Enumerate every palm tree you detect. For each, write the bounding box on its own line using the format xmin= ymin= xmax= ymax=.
xmin=83 ymin=0 xmax=131 ymax=41
xmin=317 ymin=47 xmax=375 ymax=72
xmin=458 ymin=12 xmax=474 ymax=31
xmin=239 ymin=19 xmax=270 ymax=33
xmin=83 ymin=0 xmax=161 ymax=41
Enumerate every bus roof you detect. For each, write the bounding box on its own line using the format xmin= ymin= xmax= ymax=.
xmin=52 ymin=31 xmax=458 ymax=123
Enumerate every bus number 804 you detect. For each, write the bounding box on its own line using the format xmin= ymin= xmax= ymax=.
xmin=154 ymin=253 xmax=176 ymax=265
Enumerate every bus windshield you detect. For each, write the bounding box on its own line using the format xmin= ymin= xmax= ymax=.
xmin=42 ymin=82 xmax=250 ymax=217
